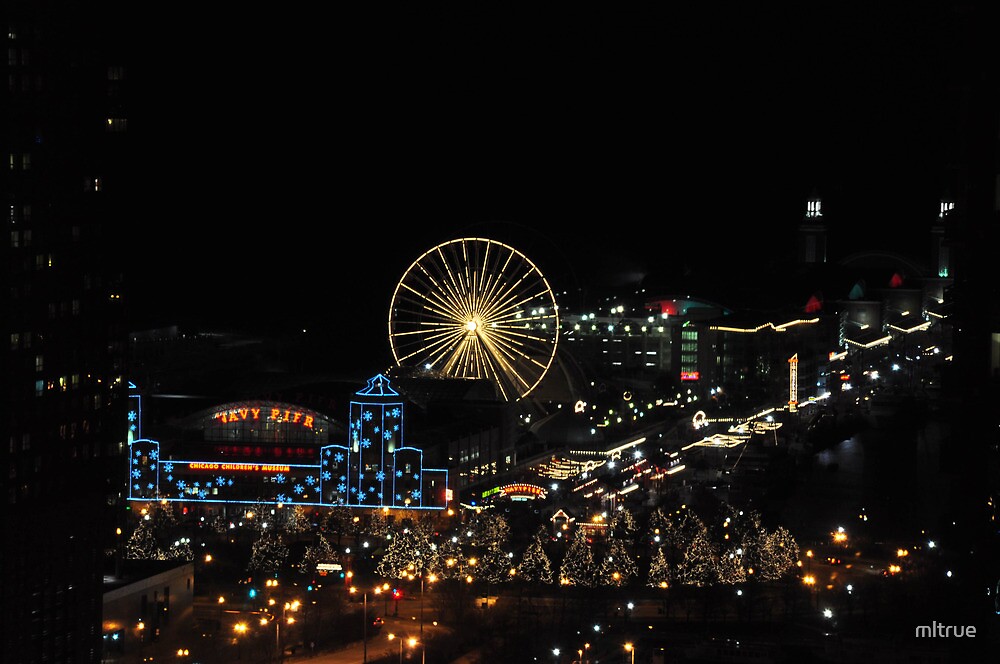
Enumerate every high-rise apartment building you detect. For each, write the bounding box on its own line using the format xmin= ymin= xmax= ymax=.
xmin=3 ymin=2 xmax=129 ymax=661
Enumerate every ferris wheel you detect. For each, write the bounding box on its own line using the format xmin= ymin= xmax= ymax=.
xmin=388 ymin=237 xmax=560 ymax=401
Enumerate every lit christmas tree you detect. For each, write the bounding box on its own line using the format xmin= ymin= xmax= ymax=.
xmin=363 ymin=508 xmax=391 ymax=541
xmin=476 ymin=540 xmax=514 ymax=585
xmin=753 ymin=526 xmax=799 ymax=581
xmin=646 ymin=544 xmax=671 ymax=588
xmin=277 ymin=504 xmax=311 ymax=534
xmin=598 ymin=536 xmax=638 ymax=586
xmin=248 ymin=531 xmax=289 ymax=573
xmin=433 ymin=533 xmax=467 ymax=579
xmin=165 ymin=536 xmax=194 ymax=561
xmin=125 ymin=516 xmax=163 ymax=560
xmin=714 ymin=544 xmax=748 ymax=585
xmin=376 ymin=525 xmax=427 ymax=579
xmin=518 ymin=526 xmax=554 ymax=584
xmin=299 ymin=534 xmax=337 ymax=575
xmin=676 ymin=523 xmax=717 ymax=587
xmin=559 ymin=529 xmax=597 ymax=587
xmin=323 ymin=504 xmax=360 ymax=547
xmin=610 ymin=506 xmax=638 ymax=539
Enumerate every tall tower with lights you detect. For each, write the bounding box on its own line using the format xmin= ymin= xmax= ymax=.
xmin=796 ymin=191 xmax=828 ymax=265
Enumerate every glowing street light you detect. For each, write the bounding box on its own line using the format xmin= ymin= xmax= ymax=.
xmin=624 ymin=642 xmax=635 ymax=664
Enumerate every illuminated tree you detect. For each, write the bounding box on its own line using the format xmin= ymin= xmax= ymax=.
xmin=753 ymin=526 xmax=799 ymax=581
xmin=675 ymin=523 xmax=717 ymax=587
xmin=647 ymin=545 xmax=671 ymax=588
xmin=165 ymin=536 xmax=194 ymax=561
xmin=299 ymin=534 xmax=337 ymax=575
xmin=610 ymin=506 xmax=638 ymax=539
xmin=598 ymin=536 xmax=638 ymax=587
xmin=559 ymin=530 xmax=596 ymax=587
xmin=276 ymin=505 xmax=310 ymax=534
xmin=433 ymin=534 xmax=468 ymax=579
xmin=125 ymin=517 xmax=163 ymax=560
xmin=375 ymin=528 xmax=426 ymax=579
xmin=714 ymin=544 xmax=748 ymax=585
xmin=322 ymin=505 xmax=359 ymax=547
xmin=362 ymin=509 xmax=391 ymax=541
xmin=248 ymin=531 xmax=288 ymax=573
xmin=476 ymin=541 xmax=513 ymax=585
xmin=244 ymin=499 xmax=272 ymax=534
xmin=466 ymin=512 xmax=511 ymax=584
xmin=517 ymin=526 xmax=554 ymax=584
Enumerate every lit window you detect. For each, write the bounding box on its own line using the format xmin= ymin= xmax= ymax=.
xmin=34 ymin=354 xmax=43 ymax=372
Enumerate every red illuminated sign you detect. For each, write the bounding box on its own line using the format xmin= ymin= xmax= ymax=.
xmin=500 ymin=483 xmax=548 ymax=499
xmin=680 ymin=371 xmax=700 ymax=381
xmin=213 ymin=406 xmax=314 ymax=428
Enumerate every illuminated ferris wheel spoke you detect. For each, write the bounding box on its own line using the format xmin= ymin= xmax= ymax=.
xmin=389 ymin=237 xmax=559 ymax=401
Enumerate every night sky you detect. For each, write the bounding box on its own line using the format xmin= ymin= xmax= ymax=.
xmin=129 ymin=3 xmax=986 ymax=350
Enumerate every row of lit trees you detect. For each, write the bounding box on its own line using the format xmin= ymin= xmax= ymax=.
xmin=126 ymin=499 xmax=801 ymax=590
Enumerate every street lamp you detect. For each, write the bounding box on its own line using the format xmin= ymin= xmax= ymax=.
xmin=419 ymin=573 xmax=437 ymax=664
xmin=351 ymin=585 xmax=383 ymax=664
xmin=624 ymin=642 xmax=635 ymax=664
xmin=388 ymin=633 xmax=416 ymax=664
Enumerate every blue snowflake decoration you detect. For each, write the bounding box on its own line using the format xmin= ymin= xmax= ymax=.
xmin=304 ymin=476 xmax=315 ymax=486
xmin=412 ymin=490 xmax=421 ymax=499
xmin=396 ymin=470 xmax=403 ymax=478
xmin=129 ymin=424 xmax=137 ymax=432
xmin=361 ymin=438 xmax=371 ymax=449
xmin=176 ymin=481 xmax=187 ymax=490
xmin=413 ymin=474 xmax=419 ymax=480
xmin=193 ymin=481 xmax=200 ymax=488
xmin=383 ymin=429 xmax=392 ymax=440
xmin=133 ymin=483 xmax=140 ymax=490
xmin=337 ymin=483 xmax=347 ymax=493
xmin=277 ymin=493 xmax=288 ymax=503
xmin=325 ymin=449 xmax=332 ymax=457
xmin=216 ymin=476 xmax=227 ymax=486
xmin=373 ymin=426 xmax=380 ymax=435
xmin=134 ymin=449 xmax=142 ymax=458
xmin=350 ymin=487 xmax=357 ymax=494
xmin=334 ymin=452 xmax=344 ymax=462
xmin=198 ymin=490 xmax=207 ymax=499
xmin=163 ymin=463 xmax=174 ymax=474
xmin=321 ymin=471 xmax=331 ymax=481
xmin=363 ymin=411 xmax=373 ymax=422
xmin=377 ymin=493 xmax=383 ymax=501
xmin=274 ymin=474 xmax=286 ymax=483
xmin=146 ymin=483 xmax=153 ymax=490
xmin=391 ymin=407 xmax=400 ymax=418
xmin=339 ymin=475 xmax=346 ymax=482
xmin=128 ymin=410 xmax=137 ymax=422
xmin=167 ymin=474 xmax=173 ymax=482
xmin=293 ymin=484 xmax=304 ymax=494
xmin=395 ymin=493 xmax=402 ymax=500
xmin=375 ymin=470 xmax=386 ymax=482
xmin=131 ymin=469 xmax=141 ymax=479
xmin=358 ymin=489 xmax=366 ymax=499
xmin=393 ymin=424 xmax=399 ymax=432
xmin=227 ymin=478 xmax=234 ymax=486
xmin=149 ymin=449 xmax=158 ymax=460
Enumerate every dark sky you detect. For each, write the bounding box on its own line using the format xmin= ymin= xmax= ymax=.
xmin=128 ymin=2 xmax=988 ymax=344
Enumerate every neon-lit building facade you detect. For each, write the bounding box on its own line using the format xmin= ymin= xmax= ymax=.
xmin=127 ymin=375 xmax=448 ymax=510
